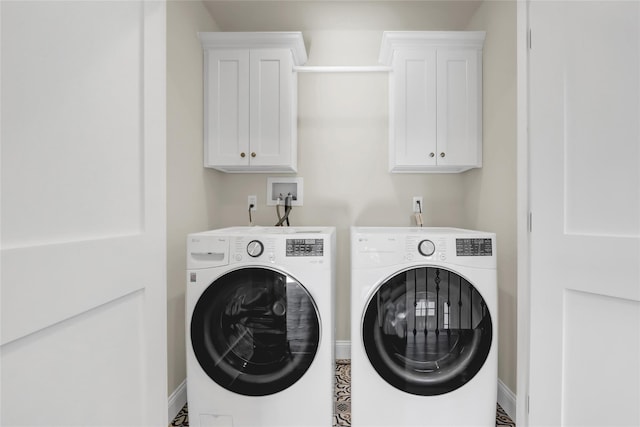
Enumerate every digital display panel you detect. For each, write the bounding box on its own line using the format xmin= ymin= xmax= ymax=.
xmin=286 ymin=238 xmax=324 ymax=257
xmin=456 ymin=238 xmax=493 ymax=256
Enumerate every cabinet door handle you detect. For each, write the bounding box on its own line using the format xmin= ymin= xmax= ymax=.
xmin=429 ymin=152 xmax=435 ymax=158
xmin=251 ymin=152 xmax=256 ymax=158
xmin=240 ymin=152 xmax=246 ymax=158
xmin=440 ymin=152 xmax=446 ymax=158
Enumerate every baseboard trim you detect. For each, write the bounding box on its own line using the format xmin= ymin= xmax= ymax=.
xmin=335 ymin=340 xmax=351 ymax=359
xmin=498 ymin=378 xmax=517 ymax=421
xmin=168 ymin=379 xmax=187 ymax=422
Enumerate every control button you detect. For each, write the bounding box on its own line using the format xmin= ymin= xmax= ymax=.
xmin=440 ymin=253 xmax=447 ymax=261
xmin=406 ymin=253 xmax=414 ymax=261
xmin=418 ymin=239 xmax=436 ymax=257
xmin=235 ymin=254 xmax=243 ymax=262
xmin=247 ymin=240 xmax=264 ymax=258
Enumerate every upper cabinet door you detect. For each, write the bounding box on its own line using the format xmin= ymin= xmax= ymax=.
xmin=204 ymin=49 xmax=250 ymax=168
xmin=381 ymin=31 xmax=485 ymax=173
xmin=391 ymin=49 xmax=438 ymax=168
xmin=436 ymin=48 xmax=482 ymax=169
xmin=200 ymin=32 xmax=306 ymax=173
xmin=249 ymin=49 xmax=295 ymax=169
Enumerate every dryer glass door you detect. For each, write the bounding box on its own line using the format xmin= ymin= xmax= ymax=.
xmin=362 ymin=267 xmax=492 ymax=396
xmin=191 ymin=267 xmax=320 ymax=396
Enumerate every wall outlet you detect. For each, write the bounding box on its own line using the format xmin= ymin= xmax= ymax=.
xmin=248 ymin=195 xmax=257 ymax=211
xmin=412 ymin=196 xmax=423 ymax=213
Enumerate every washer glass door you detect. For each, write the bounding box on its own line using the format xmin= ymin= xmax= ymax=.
xmin=191 ymin=267 xmax=320 ymax=396
xmin=362 ymin=267 xmax=492 ymax=396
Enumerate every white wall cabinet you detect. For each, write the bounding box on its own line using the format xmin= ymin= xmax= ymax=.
xmin=199 ymin=32 xmax=307 ymax=173
xmin=380 ymin=32 xmax=485 ymax=173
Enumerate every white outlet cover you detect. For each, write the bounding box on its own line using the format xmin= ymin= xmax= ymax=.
xmin=248 ymin=195 xmax=257 ymax=211
xmin=412 ymin=196 xmax=423 ymax=213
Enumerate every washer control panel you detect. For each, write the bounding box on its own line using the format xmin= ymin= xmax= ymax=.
xmin=230 ymin=235 xmax=328 ymax=265
xmin=189 ymin=228 xmax=334 ymax=269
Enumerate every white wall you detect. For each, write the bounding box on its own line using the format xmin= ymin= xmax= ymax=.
xmin=465 ymin=1 xmax=518 ymax=393
xmin=166 ymin=0 xmax=220 ymax=397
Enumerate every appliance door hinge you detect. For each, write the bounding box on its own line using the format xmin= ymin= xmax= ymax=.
xmin=528 ymin=212 xmax=533 ymax=232
xmin=528 ymin=28 xmax=532 ymax=49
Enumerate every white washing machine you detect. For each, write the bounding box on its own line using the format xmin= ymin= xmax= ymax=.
xmin=351 ymin=227 xmax=497 ymax=427
xmin=186 ymin=226 xmax=336 ymax=427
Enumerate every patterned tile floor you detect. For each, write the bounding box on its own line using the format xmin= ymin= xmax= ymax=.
xmin=171 ymin=360 xmax=515 ymax=427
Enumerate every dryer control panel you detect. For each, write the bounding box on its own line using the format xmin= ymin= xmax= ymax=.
xmin=351 ymin=227 xmax=496 ymax=269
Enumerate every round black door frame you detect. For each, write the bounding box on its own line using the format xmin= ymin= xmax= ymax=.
xmin=361 ymin=265 xmax=493 ymax=396
xmin=191 ymin=266 xmax=321 ymax=396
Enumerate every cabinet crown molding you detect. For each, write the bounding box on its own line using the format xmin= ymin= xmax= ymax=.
xmin=379 ymin=31 xmax=485 ymax=65
xmin=198 ymin=31 xmax=308 ymax=65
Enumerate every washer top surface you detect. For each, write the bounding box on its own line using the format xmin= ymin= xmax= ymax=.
xmin=194 ymin=226 xmax=335 ymax=237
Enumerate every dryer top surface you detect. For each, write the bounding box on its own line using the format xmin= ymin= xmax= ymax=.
xmin=352 ymin=226 xmax=494 ymax=238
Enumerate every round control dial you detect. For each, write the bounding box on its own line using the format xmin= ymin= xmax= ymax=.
xmin=418 ymin=239 xmax=436 ymax=257
xmin=247 ymin=240 xmax=264 ymax=258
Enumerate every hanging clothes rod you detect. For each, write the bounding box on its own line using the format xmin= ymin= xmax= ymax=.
xmin=293 ymin=65 xmax=392 ymax=73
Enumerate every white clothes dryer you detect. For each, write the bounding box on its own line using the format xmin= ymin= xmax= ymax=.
xmin=186 ymin=226 xmax=336 ymax=427
xmin=351 ymin=227 xmax=497 ymax=427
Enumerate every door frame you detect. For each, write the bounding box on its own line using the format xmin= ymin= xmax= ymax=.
xmin=516 ymin=1 xmax=531 ymax=427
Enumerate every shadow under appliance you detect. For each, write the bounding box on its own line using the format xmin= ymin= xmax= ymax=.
xmin=186 ymin=226 xmax=336 ymax=427
xmin=351 ymin=227 xmax=497 ymax=427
